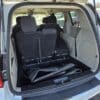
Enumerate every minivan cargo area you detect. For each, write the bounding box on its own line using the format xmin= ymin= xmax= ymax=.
xmin=8 ymin=3 xmax=99 ymax=95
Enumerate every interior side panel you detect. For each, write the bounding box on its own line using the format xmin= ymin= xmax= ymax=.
xmin=76 ymin=11 xmax=99 ymax=72
xmin=10 ymin=39 xmax=21 ymax=92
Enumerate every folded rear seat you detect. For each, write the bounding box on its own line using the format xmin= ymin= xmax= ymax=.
xmin=40 ymin=28 xmax=57 ymax=59
xmin=13 ymin=16 xmax=60 ymax=67
xmin=37 ymin=23 xmax=69 ymax=57
xmin=13 ymin=16 xmax=70 ymax=83
xmin=13 ymin=16 xmax=69 ymax=66
xmin=55 ymin=38 xmax=69 ymax=56
xmin=14 ymin=16 xmax=41 ymax=64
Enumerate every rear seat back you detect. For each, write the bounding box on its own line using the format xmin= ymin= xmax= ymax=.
xmin=41 ymin=28 xmax=57 ymax=58
xmin=12 ymin=17 xmax=21 ymax=38
xmin=14 ymin=16 xmax=57 ymax=62
xmin=14 ymin=15 xmax=68 ymax=64
xmin=15 ymin=16 xmax=40 ymax=62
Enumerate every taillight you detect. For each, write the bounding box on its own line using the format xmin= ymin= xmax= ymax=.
xmin=0 ymin=73 xmax=3 ymax=88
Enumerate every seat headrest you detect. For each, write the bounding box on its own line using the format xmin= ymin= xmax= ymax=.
xmin=20 ymin=16 xmax=37 ymax=33
xmin=48 ymin=14 xmax=57 ymax=24
xmin=43 ymin=17 xmax=49 ymax=24
xmin=42 ymin=14 xmax=57 ymax=24
xmin=16 ymin=17 xmax=21 ymax=25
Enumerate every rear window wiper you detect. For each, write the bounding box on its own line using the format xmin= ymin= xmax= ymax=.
xmin=33 ymin=63 xmax=75 ymax=83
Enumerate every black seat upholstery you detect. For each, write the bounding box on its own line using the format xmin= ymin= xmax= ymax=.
xmin=14 ymin=16 xmax=68 ymax=64
xmin=41 ymin=28 xmax=57 ymax=58
xmin=13 ymin=16 xmax=58 ymax=63
xmin=37 ymin=22 xmax=68 ymax=57
xmin=41 ymin=24 xmax=68 ymax=56
xmin=12 ymin=17 xmax=21 ymax=38
xmin=14 ymin=16 xmax=40 ymax=63
xmin=47 ymin=13 xmax=57 ymax=24
xmin=13 ymin=16 xmax=69 ymax=84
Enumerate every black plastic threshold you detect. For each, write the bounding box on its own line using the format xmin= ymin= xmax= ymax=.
xmin=22 ymin=78 xmax=100 ymax=100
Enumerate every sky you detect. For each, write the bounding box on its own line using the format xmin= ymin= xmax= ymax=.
xmin=88 ymin=0 xmax=100 ymax=3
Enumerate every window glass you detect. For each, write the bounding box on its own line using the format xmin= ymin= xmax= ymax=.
xmin=12 ymin=14 xmax=26 ymax=26
xmin=33 ymin=14 xmax=47 ymax=25
xmin=70 ymin=11 xmax=80 ymax=27
xmin=55 ymin=12 xmax=64 ymax=28
xmin=12 ymin=14 xmax=47 ymax=26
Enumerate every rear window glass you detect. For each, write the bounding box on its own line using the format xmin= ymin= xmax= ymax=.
xmin=70 ymin=11 xmax=80 ymax=27
xmin=13 ymin=14 xmax=47 ymax=26
xmin=55 ymin=12 xmax=64 ymax=28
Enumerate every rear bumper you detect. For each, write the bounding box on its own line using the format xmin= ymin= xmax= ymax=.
xmin=22 ymin=77 xmax=100 ymax=100
xmin=70 ymin=79 xmax=100 ymax=100
xmin=69 ymin=72 xmax=100 ymax=100
xmin=1 ymin=78 xmax=99 ymax=100
xmin=2 ymin=73 xmax=100 ymax=100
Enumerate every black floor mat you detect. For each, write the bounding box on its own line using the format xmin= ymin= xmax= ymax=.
xmin=17 ymin=56 xmax=90 ymax=88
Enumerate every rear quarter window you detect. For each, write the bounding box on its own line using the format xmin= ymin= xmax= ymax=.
xmin=55 ymin=12 xmax=64 ymax=28
xmin=70 ymin=11 xmax=80 ymax=27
